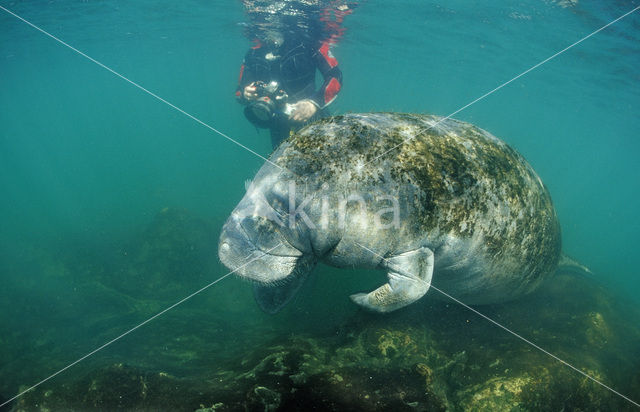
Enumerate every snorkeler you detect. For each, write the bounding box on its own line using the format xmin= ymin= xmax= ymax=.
xmin=235 ymin=29 xmax=343 ymax=149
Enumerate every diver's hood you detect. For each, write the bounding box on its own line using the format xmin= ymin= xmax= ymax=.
xmin=265 ymin=30 xmax=284 ymax=48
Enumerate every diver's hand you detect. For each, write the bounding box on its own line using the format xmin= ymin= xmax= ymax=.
xmin=290 ymin=99 xmax=318 ymax=122
xmin=243 ymin=83 xmax=259 ymax=100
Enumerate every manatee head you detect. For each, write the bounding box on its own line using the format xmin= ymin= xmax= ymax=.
xmin=218 ymin=164 xmax=324 ymax=313
xmin=218 ymin=166 xmax=318 ymax=285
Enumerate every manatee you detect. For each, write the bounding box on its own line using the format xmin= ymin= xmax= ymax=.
xmin=218 ymin=113 xmax=561 ymax=313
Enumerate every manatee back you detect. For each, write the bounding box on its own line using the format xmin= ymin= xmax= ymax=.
xmin=276 ymin=113 xmax=561 ymax=296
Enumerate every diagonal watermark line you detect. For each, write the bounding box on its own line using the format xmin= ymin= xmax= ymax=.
xmin=353 ymin=241 xmax=640 ymax=408
xmin=0 ymin=5 xmax=285 ymax=172
xmin=365 ymin=5 xmax=640 ymax=167
xmin=0 ymin=243 xmax=285 ymax=409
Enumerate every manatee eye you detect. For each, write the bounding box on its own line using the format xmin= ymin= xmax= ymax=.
xmin=264 ymin=189 xmax=289 ymax=217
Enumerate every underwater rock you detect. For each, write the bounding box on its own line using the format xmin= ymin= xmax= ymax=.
xmin=584 ymin=311 xmax=612 ymax=349
xmin=11 ymin=272 xmax=640 ymax=411
xmin=11 ymin=363 xmax=213 ymax=411
xmin=193 ymin=403 xmax=224 ymax=412
xmin=6 ymin=208 xmax=639 ymax=411
xmin=456 ymin=374 xmax=532 ymax=410
xmin=247 ymin=386 xmax=281 ymax=412
xmin=375 ymin=328 xmax=418 ymax=359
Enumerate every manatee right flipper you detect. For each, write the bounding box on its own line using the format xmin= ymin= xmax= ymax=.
xmin=350 ymin=246 xmax=434 ymax=313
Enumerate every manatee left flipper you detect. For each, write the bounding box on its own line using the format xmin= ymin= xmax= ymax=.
xmin=350 ymin=246 xmax=434 ymax=313
xmin=253 ymin=272 xmax=309 ymax=314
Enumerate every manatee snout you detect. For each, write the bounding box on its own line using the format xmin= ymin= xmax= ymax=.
xmin=218 ymin=213 xmax=306 ymax=285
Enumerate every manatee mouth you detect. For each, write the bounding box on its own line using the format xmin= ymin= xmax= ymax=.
xmin=218 ymin=214 xmax=305 ymax=284
xmin=219 ymin=217 xmax=317 ymax=314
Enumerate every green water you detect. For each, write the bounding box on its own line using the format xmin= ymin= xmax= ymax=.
xmin=1 ymin=0 xmax=639 ymax=410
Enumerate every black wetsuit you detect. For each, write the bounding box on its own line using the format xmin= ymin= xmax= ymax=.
xmin=236 ymin=38 xmax=343 ymax=148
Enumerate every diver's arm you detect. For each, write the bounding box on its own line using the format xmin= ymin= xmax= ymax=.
xmin=309 ymin=41 xmax=343 ymax=109
xmin=236 ymin=63 xmax=261 ymax=104
xmin=290 ymin=43 xmax=341 ymax=122
xmin=290 ymin=100 xmax=318 ymax=122
xmin=235 ymin=47 xmax=263 ymax=104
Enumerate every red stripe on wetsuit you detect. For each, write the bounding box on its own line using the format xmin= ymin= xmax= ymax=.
xmin=318 ymin=42 xmax=341 ymax=105
xmin=319 ymin=42 xmax=338 ymax=68
xmin=324 ymin=77 xmax=341 ymax=105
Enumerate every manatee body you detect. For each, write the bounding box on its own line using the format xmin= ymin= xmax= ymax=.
xmin=219 ymin=113 xmax=561 ymax=313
